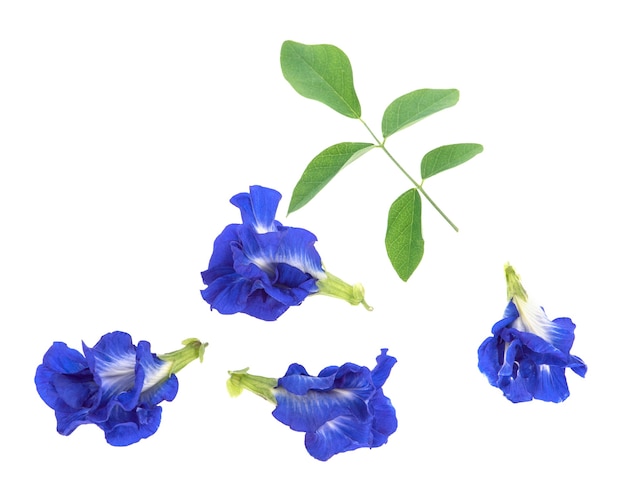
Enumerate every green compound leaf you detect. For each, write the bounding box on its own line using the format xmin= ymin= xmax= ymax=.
xmin=385 ymin=189 xmax=424 ymax=281
xmin=382 ymin=89 xmax=459 ymax=138
xmin=288 ymin=142 xmax=376 ymax=214
xmin=421 ymin=143 xmax=484 ymax=180
xmin=280 ymin=40 xmax=361 ymax=119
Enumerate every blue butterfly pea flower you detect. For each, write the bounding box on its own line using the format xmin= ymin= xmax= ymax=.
xmin=227 ymin=349 xmax=397 ymax=461
xmin=35 ymin=331 xmax=206 ymax=445
xmin=478 ymin=264 xmax=587 ymax=403
xmin=201 ymin=185 xmax=372 ymax=321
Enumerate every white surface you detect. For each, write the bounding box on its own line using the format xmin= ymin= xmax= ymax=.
xmin=1 ymin=1 xmax=624 ymax=499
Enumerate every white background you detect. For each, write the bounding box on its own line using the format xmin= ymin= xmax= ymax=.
xmin=1 ymin=1 xmax=624 ymax=499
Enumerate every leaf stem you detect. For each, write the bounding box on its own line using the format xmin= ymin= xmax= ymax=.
xmin=359 ymin=118 xmax=459 ymax=232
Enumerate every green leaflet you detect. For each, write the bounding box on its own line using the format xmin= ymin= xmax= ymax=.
xmin=421 ymin=143 xmax=484 ymax=180
xmin=280 ymin=40 xmax=361 ymax=119
xmin=385 ymin=189 xmax=424 ymax=282
xmin=288 ymin=142 xmax=376 ymax=214
xmin=382 ymin=89 xmax=459 ymax=138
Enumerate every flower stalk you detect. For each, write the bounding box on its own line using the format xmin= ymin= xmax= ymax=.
xmin=316 ymin=270 xmax=373 ymax=310
xmin=504 ymin=263 xmax=528 ymax=302
xmin=159 ymin=338 xmax=208 ymax=376
xmin=227 ymin=368 xmax=278 ymax=404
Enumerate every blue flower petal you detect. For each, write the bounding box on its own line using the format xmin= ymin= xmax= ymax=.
xmin=369 ymin=389 xmax=398 ymax=446
xmin=135 ymin=341 xmax=178 ymax=406
xmin=239 ymin=290 xmax=291 ymax=321
xmin=270 ymin=351 xmax=397 ymax=460
xmin=479 ymin=288 xmax=587 ymax=403
xmin=35 ymin=342 xmax=93 ymax=410
xmin=205 ymin=225 xmax=241 ymax=270
xmin=512 ymin=299 xmax=576 ymax=355
xmin=35 ymin=331 xmax=194 ymax=445
xmin=237 ymin=226 xmax=324 ymax=280
xmin=531 ymin=365 xmax=570 ymax=403
xmin=332 ymin=364 xmax=377 ymax=401
xmin=34 ymin=342 xmax=101 ymax=435
xmin=83 ymin=332 xmax=138 ymax=402
xmin=304 ymin=415 xmax=374 ymax=461
xmin=497 ymin=338 xmax=523 ymax=381
xmin=371 ymin=349 xmax=397 ymax=388
xmin=569 ymin=355 xmax=588 ymax=377
xmin=477 ymin=336 xmax=500 ymax=386
xmin=231 ymin=185 xmax=282 ymax=233
xmin=510 ymin=328 xmax=570 ymax=365
xmin=201 ymin=271 xmax=254 ymax=314
xmin=278 ymin=364 xmax=336 ymax=394
xmin=99 ymin=405 xmax=163 ymax=446
xmin=273 ymin=385 xmax=369 ymax=433
xmin=48 ymin=371 xmax=96 ymax=410
xmin=270 ymin=264 xmax=318 ymax=302
xmin=200 ymin=186 xmax=326 ymax=320
xmin=499 ymin=376 xmax=534 ymax=403
xmin=54 ymin=408 xmax=95 ymax=436
xmin=491 ymin=303 xmax=519 ymax=335
xmin=39 ymin=342 xmax=88 ymax=374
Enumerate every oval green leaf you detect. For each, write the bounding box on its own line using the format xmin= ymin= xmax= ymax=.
xmin=421 ymin=143 xmax=484 ymax=180
xmin=280 ymin=40 xmax=361 ymax=119
xmin=288 ymin=142 xmax=375 ymax=214
xmin=385 ymin=188 xmax=424 ymax=281
xmin=382 ymin=89 xmax=460 ymax=138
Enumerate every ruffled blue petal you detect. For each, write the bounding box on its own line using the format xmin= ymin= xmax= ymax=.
xmin=237 ymin=226 xmax=323 ymax=280
xmin=39 ymin=342 xmax=88 ymax=375
xmin=477 ymin=336 xmax=501 ymax=386
xmin=497 ymin=338 xmax=523 ymax=383
xmin=550 ymin=317 xmax=578 ymax=353
xmin=371 ymin=349 xmax=397 ymax=388
xmin=54 ymin=408 xmax=95 ymax=436
xmin=200 ymin=186 xmax=326 ymax=320
xmin=369 ymin=389 xmax=398 ymax=446
xmin=35 ymin=332 xmax=187 ymax=445
xmin=271 ymin=351 xmax=397 ymax=460
xmin=202 ymin=230 xmax=321 ymax=320
xmin=331 ymin=364 xmax=377 ymax=402
xmin=47 ymin=371 xmax=97 ymax=410
xmin=201 ymin=271 xmax=254 ymax=314
xmin=278 ymin=364 xmax=336 ymax=394
xmin=491 ymin=301 xmax=519 ymax=335
xmin=231 ymin=185 xmax=281 ymax=233
xmin=512 ymin=298 xmax=576 ymax=355
xmin=270 ymin=228 xmax=324 ymax=278
xmin=135 ymin=341 xmax=178 ymax=405
xmin=499 ymin=376 xmax=534 ymax=403
xmin=273 ymin=386 xmax=369 ymax=433
xmin=304 ymin=415 xmax=374 ymax=461
xmin=99 ymin=404 xmax=163 ymax=446
xmin=507 ymin=328 xmax=570 ymax=365
xmin=232 ymin=251 xmax=316 ymax=307
xmin=531 ymin=365 xmax=570 ymax=403
xmin=275 ymin=263 xmax=319 ymax=292
xmin=34 ymin=342 xmax=101 ymax=435
xmin=141 ymin=375 xmax=178 ymax=406
xmin=240 ymin=289 xmax=291 ymax=321
xmin=35 ymin=342 xmax=93 ymax=410
xmin=205 ymin=224 xmax=240 ymax=269
xmin=480 ymin=290 xmax=587 ymax=404
xmin=83 ymin=331 xmax=138 ymax=402
xmin=569 ymin=355 xmax=588 ymax=377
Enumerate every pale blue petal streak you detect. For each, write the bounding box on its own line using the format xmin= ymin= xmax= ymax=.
xmin=305 ymin=415 xmax=373 ymax=461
